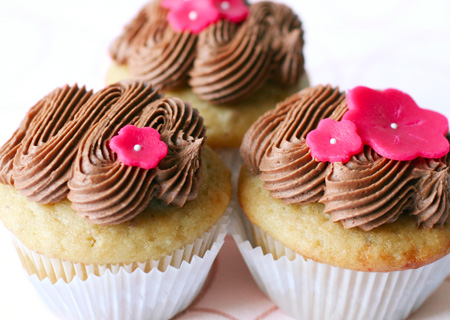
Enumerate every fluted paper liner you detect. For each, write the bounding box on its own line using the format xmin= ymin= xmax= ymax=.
xmin=230 ymin=211 xmax=450 ymax=320
xmin=7 ymin=212 xmax=229 ymax=320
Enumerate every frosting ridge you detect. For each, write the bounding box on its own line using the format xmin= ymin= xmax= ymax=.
xmin=321 ymin=147 xmax=416 ymax=231
xmin=8 ymin=85 xmax=94 ymax=203
xmin=411 ymin=157 xmax=450 ymax=227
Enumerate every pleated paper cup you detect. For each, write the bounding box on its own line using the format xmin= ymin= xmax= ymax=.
xmin=7 ymin=212 xmax=229 ymax=320
xmin=230 ymin=211 xmax=450 ymax=320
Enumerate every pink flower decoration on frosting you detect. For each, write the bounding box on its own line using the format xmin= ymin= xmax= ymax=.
xmin=213 ymin=0 xmax=249 ymax=23
xmin=166 ymin=0 xmax=220 ymax=34
xmin=161 ymin=0 xmax=182 ymax=10
xmin=306 ymin=118 xmax=363 ymax=163
xmin=163 ymin=0 xmax=248 ymax=33
xmin=109 ymin=125 xmax=168 ymax=170
xmin=343 ymin=86 xmax=449 ymax=161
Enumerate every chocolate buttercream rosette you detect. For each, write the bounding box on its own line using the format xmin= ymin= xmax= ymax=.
xmin=107 ymin=0 xmax=310 ymax=149
xmin=233 ymin=84 xmax=450 ymax=320
xmin=0 ymin=81 xmax=231 ymax=320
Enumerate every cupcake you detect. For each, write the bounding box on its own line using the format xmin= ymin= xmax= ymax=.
xmin=0 ymin=81 xmax=231 ymax=319
xmin=235 ymin=84 xmax=450 ymax=320
xmin=107 ymin=0 xmax=309 ymax=173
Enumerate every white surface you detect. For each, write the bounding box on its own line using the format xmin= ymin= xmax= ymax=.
xmin=0 ymin=0 xmax=449 ymax=319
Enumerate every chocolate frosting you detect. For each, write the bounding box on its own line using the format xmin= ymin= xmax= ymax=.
xmin=321 ymin=147 xmax=416 ymax=231
xmin=242 ymin=86 xmax=346 ymax=203
xmin=241 ymin=85 xmax=450 ymax=230
xmin=109 ymin=1 xmax=305 ymax=104
xmin=411 ymin=157 xmax=450 ymax=228
xmin=7 ymin=85 xmax=94 ymax=203
xmin=0 ymin=97 xmax=46 ymax=185
xmin=0 ymin=81 xmax=205 ymax=225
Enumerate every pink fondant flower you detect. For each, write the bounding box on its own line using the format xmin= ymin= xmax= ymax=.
xmin=166 ymin=0 xmax=220 ymax=34
xmin=160 ymin=0 xmax=182 ymax=10
xmin=306 ymin=118 xmax=363 ymax=163
xmin=109 ymin=125 xmax=168 ymax=170
xmin=343 ymin=86 xmax=449 ymax=161
xmin=212 ymin=0 xmax=249 ymax=23
xmin=163 ymin=0 xmax=248 ymax=33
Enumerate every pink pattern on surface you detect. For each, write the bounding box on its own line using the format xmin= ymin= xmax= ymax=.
xmin=175 ymin=235 xmax=289 ymax=320
xmin=343 ymin=86 xmax=449 ymax=161
xmin=306 ymin=118 xmax=363 ymax=163
xmin=109 ymin=125 xmax=167 ymax=170
xmin=254 ymin=306 xmax=280 ymax=319
xmin=181 ymin=308 xmax=239 ymax=320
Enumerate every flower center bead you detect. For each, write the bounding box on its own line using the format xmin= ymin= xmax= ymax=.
xmin=330 ymin=138 xmax=337 ymax=145
xmin=221 ymin=1 xmax=230 ymax=10
xmin=134 ymin=144 xmax=142 ymax=151
xmin=390 ymin=123 xmax=398 ymax=129
xmin=188 ymin=11 xmax=198 ymax=21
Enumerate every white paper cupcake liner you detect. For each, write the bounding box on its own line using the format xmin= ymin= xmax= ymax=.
xmin=8 ymin=211 xmax=230 ymax=320
xmin=230 ymin=212 xmax=450 ymax=320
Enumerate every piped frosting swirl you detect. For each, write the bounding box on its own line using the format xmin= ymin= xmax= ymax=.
xmin=321 ymin=147 xmax=416 ymax=231
xmin=241 ymin=85 xmax=450 ymax=230
xmin=109 ymin=1 xmax=305 ymax=104
xmin=0 ymin=81 xmax=205 ymax=225
xmin=3 ymin=85 xmax=94 ymax=202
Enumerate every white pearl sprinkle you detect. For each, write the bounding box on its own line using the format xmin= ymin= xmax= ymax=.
xmin=188 ymin=11 xmax=198 ymax=21
xmin=134 ymin=144 xmax=142 ymax=151
xmin=330 ymin=138 xmax=337 ymax=145
xmin=390 ymin=123 xmax=398 ymax=129
xmin=221 ymin=1 xmax=230 ymax=10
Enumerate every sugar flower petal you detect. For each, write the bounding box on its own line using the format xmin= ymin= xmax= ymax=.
xmin=166 ymin=0 xmax=220 ymax=34
xmin=212 ymin=0 xmax=249 ymax=23
xmin=109 ymin=125 xmax=168 ymax=170
xmin=343 ymin=86 xmax=449 ymax=161
xmin=160 ymin=0 xmax=182 ymax=10
xmin=306 ymin=118 xmax=363 ymax=163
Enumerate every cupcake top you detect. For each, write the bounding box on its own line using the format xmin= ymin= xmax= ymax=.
xmin=0 ymin=81 xmax=206 ymax=225
xmin=241 ymin=85 xmax=450 ymax=231
xmin=110 ymin=0 xmax=305 ymax=104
